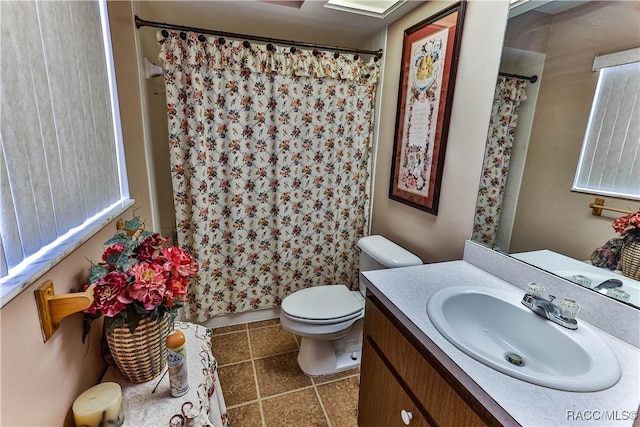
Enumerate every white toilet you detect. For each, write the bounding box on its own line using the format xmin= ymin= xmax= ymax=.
xmin=279 ymin=235 xmax=422 ymax=376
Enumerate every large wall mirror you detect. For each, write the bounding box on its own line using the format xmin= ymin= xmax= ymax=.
xmin=472 ymin=1 xmax=640 ymax=308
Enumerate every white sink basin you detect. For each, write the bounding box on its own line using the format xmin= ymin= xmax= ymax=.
xmin=427 ymin=286 xmax=621 ymax=392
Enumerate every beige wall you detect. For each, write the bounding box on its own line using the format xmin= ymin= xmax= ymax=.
xmin=504 ymin=10 xmax=551 ymax=53
xmin=0 ymin=3 xmax=151 ymax=426
xmin=510 ymin=1 xmax=640 ymax=260
xmin=133 ymin=0 xmax=178 ymax=239
xmin=109 ymin=1 xmax=155 ymax=228
xmin=1 ymin=216 xmax=121 ymax=426
xmin=371 ymin=0 xmax=510 ymax=263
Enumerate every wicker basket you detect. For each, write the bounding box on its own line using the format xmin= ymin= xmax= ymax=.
xmin=106 ymin=315 xmax=171 ymax=384
xmin=620 ymin=239 xmax=640 ymax=281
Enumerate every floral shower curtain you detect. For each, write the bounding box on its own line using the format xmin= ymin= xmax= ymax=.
xmin=472 ymin=76 xmax=527 ymax=248
xmin=158 ymin=31 xmax=379 ymax=321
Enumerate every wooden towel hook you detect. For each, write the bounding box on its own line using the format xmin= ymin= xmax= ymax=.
xmin=35 ymin=280 xmax=95 ymax=342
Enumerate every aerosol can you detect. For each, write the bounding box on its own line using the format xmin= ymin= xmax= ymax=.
xmin=166 ymin=330 xmax=189 ymax=397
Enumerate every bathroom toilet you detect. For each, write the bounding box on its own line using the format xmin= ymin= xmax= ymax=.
xmin=279 ymin=235 xmax=422 ymax=376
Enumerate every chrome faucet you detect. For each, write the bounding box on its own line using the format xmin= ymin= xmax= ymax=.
xmin=521 ymin=283 xmax=580 ymax=330
xmin=594 ymin=278 xmax=623 ymax=292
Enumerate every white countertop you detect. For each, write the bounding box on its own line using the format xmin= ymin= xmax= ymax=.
xmin=363 ymin=261 xmax=640 ymax=427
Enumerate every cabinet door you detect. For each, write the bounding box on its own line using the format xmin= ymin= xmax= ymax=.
xmin=358 ymin=339 xmax=432 ymax=427
xmin=363 ymin=299 xmax=491 ymax=427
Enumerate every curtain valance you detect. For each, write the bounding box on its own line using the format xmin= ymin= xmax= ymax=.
xmin=157 ymin=31 xmax=379 ymax=84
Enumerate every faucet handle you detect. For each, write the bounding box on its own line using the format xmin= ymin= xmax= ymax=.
xmin=558 ymin=298 xmax=580 ymax=320
xmin=526 ymin=283 xmax=545 ymax=296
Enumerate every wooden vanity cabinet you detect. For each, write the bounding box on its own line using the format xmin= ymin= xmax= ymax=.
xmin=358 ymin=292 xmax=518 ymax=427
xmin=359 ymin=338 xmax=431 ymax=427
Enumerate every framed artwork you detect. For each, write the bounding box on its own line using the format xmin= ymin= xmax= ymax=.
xmin=389 ymin=2 xmax=466 ymax=215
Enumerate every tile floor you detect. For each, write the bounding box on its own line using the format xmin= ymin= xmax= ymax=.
xmin=212 ymin=319 xmax=360 ymax=427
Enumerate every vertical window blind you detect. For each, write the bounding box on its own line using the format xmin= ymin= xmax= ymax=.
xmin=573 ymin=48 xmax=640 ymax=200
xmin=0 ymin=0 xmax=130 ymax=302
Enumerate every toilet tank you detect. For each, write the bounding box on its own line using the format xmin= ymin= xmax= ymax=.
xmin=357 ymin=235 xmax=422 ymax=272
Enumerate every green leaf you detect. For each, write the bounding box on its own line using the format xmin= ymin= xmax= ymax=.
xmin=140 ymin=231 xmax=154 ymax=239
xmin=104 ymin=232 xmax=130 ymax=246
xmin=124 ymin=217 xmax=144 ymax=232
xmin=105 ymin=251 xmax=124 ymax=266
xmin=88 ymin=265 xmax=108 ymax=284
xmin=104 ymin=316 xmax=126 ymax=335
xmin=116 ymin=255 xmax=137 ymax=273
xmin=149 ymin=307 xmax=162 ymax=321
xmin=133 ymin=302 xmax=150 ymax=315
xmin=82 ymin=313 xmax=101 ymax=343
xmin=126 ymin=312 xmax=143 ymax=333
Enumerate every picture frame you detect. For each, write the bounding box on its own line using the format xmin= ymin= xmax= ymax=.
xmin=389 ymin=2 xmax=466 ymax=215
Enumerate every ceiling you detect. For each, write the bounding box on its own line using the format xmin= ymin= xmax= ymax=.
xmin=139 ymin=0 xmax=426 ymax=49
xmin=509 ymin=0 xmax=590 ymax=19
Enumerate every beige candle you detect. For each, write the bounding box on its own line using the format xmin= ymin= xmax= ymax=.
xmin=72 ymin=382 xmax=124 ymax=427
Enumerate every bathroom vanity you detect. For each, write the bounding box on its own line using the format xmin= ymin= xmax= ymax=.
xmin=357 ymin=248 xmax=640 ymax=426
xmin=359 ymin=291 xmax=515 ymax=426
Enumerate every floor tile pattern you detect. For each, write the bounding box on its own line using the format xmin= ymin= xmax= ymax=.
xmin=213 ymin=320 xmax=360 ymax=427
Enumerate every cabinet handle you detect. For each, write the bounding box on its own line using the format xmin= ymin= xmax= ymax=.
xmin=401 ymin=410 xmax=413 ymax=425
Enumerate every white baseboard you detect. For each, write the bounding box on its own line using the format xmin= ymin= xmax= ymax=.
xmin=195 ymin=307 xmax=281 ymax=329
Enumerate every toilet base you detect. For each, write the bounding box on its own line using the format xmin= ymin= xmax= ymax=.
xmin=297 ymin=321 xmax=363 ymax=376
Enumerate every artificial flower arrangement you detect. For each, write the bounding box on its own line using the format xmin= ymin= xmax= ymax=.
xmin=82 ymin=217 xmax=198 ymax=342
xmin=612 ymin=210 xmax=640 ymax=242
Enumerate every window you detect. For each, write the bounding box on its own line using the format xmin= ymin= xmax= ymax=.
xmin=0 ymin=0 xmax=132 ymax=305
xmin=573 ymin=48 xmax=640 ymax=200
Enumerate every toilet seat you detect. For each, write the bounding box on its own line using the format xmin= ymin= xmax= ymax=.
xmin=281 ymin=285 xmax=364 ymax=325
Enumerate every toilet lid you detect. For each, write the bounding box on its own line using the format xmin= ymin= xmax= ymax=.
xmin=281 ymin=285 xmax=364 ymax=322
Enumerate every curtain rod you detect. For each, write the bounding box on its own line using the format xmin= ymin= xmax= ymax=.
xmin=135 ymin=16 xmax=383 ymax=59
xmin=499 ymin=71 xmax=538 ymax=83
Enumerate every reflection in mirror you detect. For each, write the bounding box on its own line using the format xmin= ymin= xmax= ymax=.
xmin=472 ymin=1 xmax=640 ymax=308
